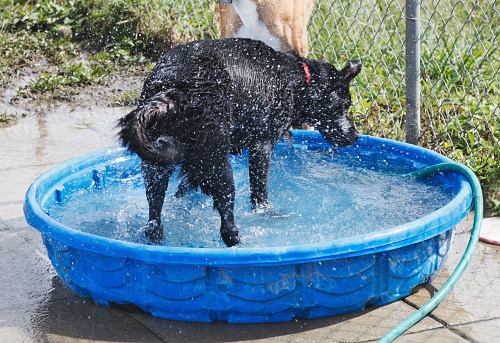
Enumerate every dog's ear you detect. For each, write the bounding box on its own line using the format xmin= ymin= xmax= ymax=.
xmin=340 ymin=60 xmax=362 ymax=83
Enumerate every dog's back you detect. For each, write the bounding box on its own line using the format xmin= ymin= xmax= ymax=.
xmin=135 ymin=39 xmax=307 ymax=152
xmin=218 ymin=0 xmax=316 ymax=57
xmin=139 ymin=39 xmax=302 ymax=105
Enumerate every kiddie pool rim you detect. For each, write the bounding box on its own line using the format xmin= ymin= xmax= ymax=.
xmin=23 ymin=132 xmax=472 ymax=267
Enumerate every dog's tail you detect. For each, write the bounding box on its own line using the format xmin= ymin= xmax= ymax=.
xmin=117 ymin=91 xmax=180 ymax=162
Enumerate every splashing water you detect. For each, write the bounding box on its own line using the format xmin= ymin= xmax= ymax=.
xmin=47 ymin=146 xmax=454 ymax=248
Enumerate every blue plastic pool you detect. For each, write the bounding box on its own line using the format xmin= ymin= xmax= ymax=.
xmin=24 ymin=131 xmax=472 ymax=323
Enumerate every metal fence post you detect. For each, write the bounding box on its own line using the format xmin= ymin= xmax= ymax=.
xmin=405 ymin=0 xmax=421 ymax=145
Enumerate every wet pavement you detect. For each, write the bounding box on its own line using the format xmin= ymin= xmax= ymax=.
xmin=1 ymin=105 xmax=500 ymax=342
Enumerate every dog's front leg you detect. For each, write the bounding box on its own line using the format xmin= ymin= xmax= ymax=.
xmin=249 ymin=144 xmax=273 ymax=210
xmin=141 ymin=160 xmax=175 ymax=243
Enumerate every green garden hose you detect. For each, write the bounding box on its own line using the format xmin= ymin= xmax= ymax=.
xmin=379 ymin=162 xmax=483 ymax=342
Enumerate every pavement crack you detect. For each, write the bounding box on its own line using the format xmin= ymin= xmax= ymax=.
xmin=402 ymin=298 xmax=478 ymax=342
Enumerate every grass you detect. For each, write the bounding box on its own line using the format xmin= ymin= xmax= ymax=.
xmin=0 ymin=113 xmax=17 ymax=127
xmin=418 ymin=0 xmax=500 ymax=213
xmin=110 ymin=88 xmax=142 ymax=106
xmin=0 ymin=0 xmax=165 ymax=92
xmin=0 ymin=0 xmax=499 ymax=214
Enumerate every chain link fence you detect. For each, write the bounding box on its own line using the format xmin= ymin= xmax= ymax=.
xmin=150 ymin=0 xmax=500 ymax=212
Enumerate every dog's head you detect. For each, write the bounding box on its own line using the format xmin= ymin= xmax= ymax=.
xmin=302 ymin=60 xmax=361 ymax=147
xmin=118 ymin=91 xmax=185 ymax=163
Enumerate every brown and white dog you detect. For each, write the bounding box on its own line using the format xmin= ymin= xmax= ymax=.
xmin=218 ymin=0 xmax=316 ymax=57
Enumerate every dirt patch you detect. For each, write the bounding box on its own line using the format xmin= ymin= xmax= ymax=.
xmin=1 ymin=63 xmax=149 ymax=123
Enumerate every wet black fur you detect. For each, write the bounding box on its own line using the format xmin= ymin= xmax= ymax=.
xmin=118 ymin=38 xmax=361 ymax=247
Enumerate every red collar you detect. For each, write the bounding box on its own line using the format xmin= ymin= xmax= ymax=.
xmin=303 ymin=62 xmax=311 ymax=86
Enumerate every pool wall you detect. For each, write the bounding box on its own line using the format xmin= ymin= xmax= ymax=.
xmin=41 ymin=229 xmax=454 ymax=322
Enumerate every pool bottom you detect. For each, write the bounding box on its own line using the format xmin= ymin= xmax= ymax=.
xmin=44 ymin=228 xmax=454 ymax=323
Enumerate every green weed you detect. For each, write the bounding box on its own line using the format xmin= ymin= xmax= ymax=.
xmin=111 ymin=88 xmax=141 ymax=106
xmin=0 ymin=113 xmax=17 ymax=127
xmin=0 ymin=29 xmax=79 ymax=88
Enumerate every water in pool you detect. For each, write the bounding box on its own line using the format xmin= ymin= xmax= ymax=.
xmin=47 ymin=146 xmax=454 ymax=248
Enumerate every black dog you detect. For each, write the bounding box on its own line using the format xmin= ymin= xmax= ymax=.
xmin=118 ymin=38 xmax=361 ymax=247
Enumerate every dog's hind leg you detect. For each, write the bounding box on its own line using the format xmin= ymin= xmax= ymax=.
xmin=197 ymin=155 xmax=240 ymax=247
xmin=141 ymin=160 xmax=175 ymax=243
xmin=249 ymin=144 xmax=273 ymax=210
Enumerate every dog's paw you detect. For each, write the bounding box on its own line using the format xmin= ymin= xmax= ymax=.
xmin=221 ymin=226 xmax=240 ymax=247
xmin=143 ymin=220 xmax=164 ymax=244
